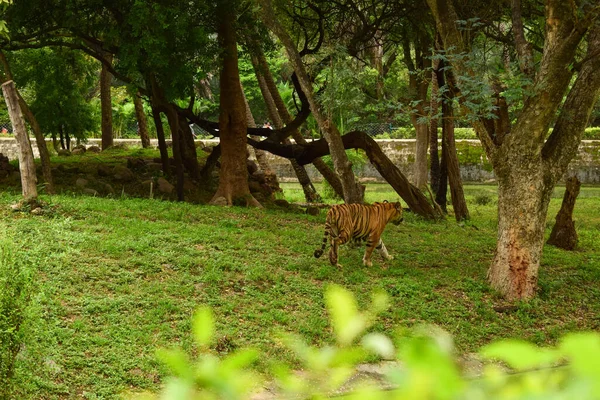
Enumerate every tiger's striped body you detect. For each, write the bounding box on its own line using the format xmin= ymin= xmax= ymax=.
xmin=314 ymin=201 xmax=403 ymax=267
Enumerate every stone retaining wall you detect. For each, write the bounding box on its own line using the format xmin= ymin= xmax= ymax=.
xmin=1 ymin=137 xmax=600 ymax=183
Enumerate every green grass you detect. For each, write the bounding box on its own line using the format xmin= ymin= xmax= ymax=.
xmin=0 ymin=183 xmax=598 ymax=398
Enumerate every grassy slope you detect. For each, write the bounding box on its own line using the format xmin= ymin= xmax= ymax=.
xmin=0 ymin=183 xmax=598 ymax=398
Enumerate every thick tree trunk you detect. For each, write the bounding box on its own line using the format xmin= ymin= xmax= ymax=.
xmin=255 ymin=56 xmax=336 ymax=200
xmin=151 ymin=105 xmax=170 ymax=177
xmin=414 ymin=123 xmax=429 ymax=189
xmin=547 ymin=176 xmax=581 ymax=250
xmin=436 ymin=128 xmax=448 ymax=212
xmin=133 ymin=91 xmax=151 ymax=148
xmin=488 ymin=167 xmax=552 ymax=300
xmin=100 ymin=54 xmax=114 ymax=150
xmin=259 ymin=0 xmax=362 ymax=204
xmin=210 ymin=2 xmax=260 ymax=207
xmin=2 ymin=81 xmax=37 ymax=200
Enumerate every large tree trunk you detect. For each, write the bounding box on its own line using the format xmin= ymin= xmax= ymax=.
xmin=547 ymin=176 xmax=581 ymax=250
xmin=210 ymin=1 xmax=260 ymax=207
xmin=488 ymin=165 xmax=551 ymax=300
xmin=2 ymin=80 xmax=37 ymax=200
xmin=259 ymin=0 xmax=363 ymax=204
xmin=133 ymin=91 xmax=151 ymax=148
xmin=100 ymin=54 xmax=114 ymax=150
xmin=427 ymin=0 xmax=600 ymax=299
xmin=164 ymin=105 xmax=185 ymax=201
xmin=0 ymin=51 xmax=54 ymax=194
xmin=177 ymin=113 xmax=200 ymax=181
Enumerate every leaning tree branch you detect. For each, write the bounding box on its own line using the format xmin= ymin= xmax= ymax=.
xmin=248 ymin=130 xmax=442 ymax=219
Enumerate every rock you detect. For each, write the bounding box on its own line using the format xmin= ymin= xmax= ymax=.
xmin=247 ymin=160 xmax=259 ymax=175
xmin=75 ymin=178 xmax=88 ymax=188
xmin=113 ymin=165 xmax=135 ymax=182
xmin=66 ymin=167 xmax=80 ymax=174
xmin=87 ymin=145 xmax=101 ymax=153
xmin=306 ymin=206 xmax=320 ymax=216
xmin=72 ymin=148 xmax=85 ymax=155
xmin=146 ymin=162 xmax=163 ymax=172
xmin=103 ymin=183 xmax=115 ymax=194
xmin=127 ymin=157 xmax=146 ymax=170
xmin=183 ymin=179 xmax=196 ymax=191
xmin=211 ymin=196 xmax=228 ymax=206
xmin=31 ymin=207 xmax=43 ymax=215
xmin=248 ymin=180 xmax=263 ymax=194
xmin=97 ymin=164 xmax=112 ymax=177
xmin=57 ymin=149 xmax=71 ymax=156
xmin=83 ymin=188 xmax=98 ymax=196
xmin=274 ymin=199 xmax=290 ymax=208
xmin=157 ymin=177 xmax=174 ymax=194
xmin=252 ymin=170 xmax=266 ymax=184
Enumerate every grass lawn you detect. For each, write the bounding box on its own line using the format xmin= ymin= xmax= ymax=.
xmin=0 ymin=180 xmax=599 ymax=398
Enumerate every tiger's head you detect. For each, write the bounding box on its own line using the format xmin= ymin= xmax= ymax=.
xmin=382 ymin=200 xmax=404 ymax=225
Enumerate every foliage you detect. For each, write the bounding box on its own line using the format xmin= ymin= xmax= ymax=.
xmin=373 ymin=127 xmax=600 ymax=140
xmin=152 ymin=286 xmax=600 ymax=399
xmin=8 ymin=48 xmax=99 ymax=140
xmin=0 ymin=233 xmax=33 ymax=399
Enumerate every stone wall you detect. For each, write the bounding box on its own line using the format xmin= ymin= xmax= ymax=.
xmin=2 ymin=137 xmax=600 ymax=183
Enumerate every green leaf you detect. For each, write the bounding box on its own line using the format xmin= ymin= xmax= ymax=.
xmin=362 ymin=333 xmax=395 ymax=359
xmin=481 ymin=340 xmax=558 ymax=370
xmin=559 ymin=332 xmax=600 ymax=375
xmin=325 ymin=285 xmax=366 ymax=346
xmin=192 ymin=307 xmax=214 ymax=347
xmin=156 ymin=348 xmax=193 ymax=380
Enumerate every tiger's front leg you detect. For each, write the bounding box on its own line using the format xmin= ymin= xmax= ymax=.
xmin=376 ymin=239 xmax=393 ymax=261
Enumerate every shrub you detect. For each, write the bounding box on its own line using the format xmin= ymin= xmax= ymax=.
xmin=150 ymin=286 xmax=600 ymax=399
xmin=0 ymin=236 xmax=33 ymax=399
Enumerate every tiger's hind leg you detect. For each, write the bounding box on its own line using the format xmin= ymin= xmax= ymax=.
xmin=329 ymin=231 xmax=350 ymax=268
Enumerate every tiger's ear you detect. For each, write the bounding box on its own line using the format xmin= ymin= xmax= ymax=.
xmin=383 ymin=200 xmax=389 ymax=203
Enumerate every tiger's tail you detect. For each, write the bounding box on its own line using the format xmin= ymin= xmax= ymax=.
xmin=314 ymin=223 xmax=330 ymax=258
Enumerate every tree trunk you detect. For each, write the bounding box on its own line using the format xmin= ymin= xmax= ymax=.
xmin=2 ymin=80 xmax=37 ymax=200
xmin=133 ymin=91 xmax=151 ymax=148
xmin=151 ymin=105 xmax=170 ymax=177
xmin=414 ymin=122 xmax=429 ymax=189
xmin=210 ymin=1 xmax=261 ymax=207
xmin=241 ymin=82 xmax=283 ymax=195
xmin=259 ymin=0 xmax=362 ymax=204
xmin=177 ymin=113 xmax=200 ymax=181
xmin=100 ymin=54 xmax=114 ymax=150
xmin=547 ymin=176 xmax=581 ymax=250
xmin=488 ymin=166 xmax=552 ymax=300
xmin=164 ymin=105 xmax=185 ymax=201
xmin=441 ymin=72 xmax=469 ymax=222
xmin=429 ymin=58 xmax=441 ymax=194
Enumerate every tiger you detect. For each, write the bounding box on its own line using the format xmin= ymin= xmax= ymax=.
xmin=314 ymin=200 xmax=404 ymax=267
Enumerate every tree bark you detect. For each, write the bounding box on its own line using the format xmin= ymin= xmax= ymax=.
xmin=2 ymin=80 xmax=37 ymax=200
xmin=164 ymin=105 xmax=184 ymax=201
xmin=259 ymin=0 xmax=363 ymax=204
xmin=440 ymin=70 xmax=469 ymax=222
xmin=210 ymin=1 xmax=261 ymax=207
xmin=177 ymin=113 xmax=200 ymax=181
xmin=0 ymin=51 xmax=54 ymax=194
xmin=547 ymin=176 xmax=581 ymax=250
xmin=100 ymin=54 xmax=114 ymax=150
xmin=133 ymin=91 xmax=151 ymax=148
xmin=151 ymin=105 xmax=170 ymax=177
xmin=429 ymin=57 xmax=441 ymax=195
